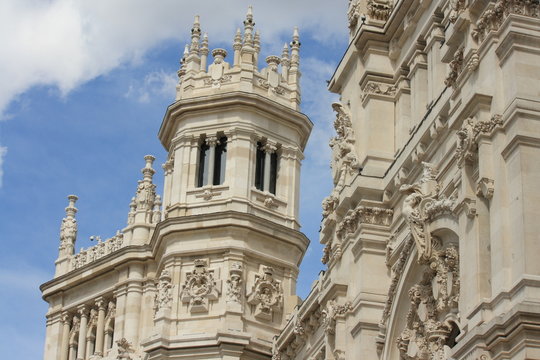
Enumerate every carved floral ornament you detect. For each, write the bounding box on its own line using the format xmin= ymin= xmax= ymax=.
xmin=181 ymin=259 xmax=220 ymax=313
xmin=247 ymin=266 xmax=283 ymax=321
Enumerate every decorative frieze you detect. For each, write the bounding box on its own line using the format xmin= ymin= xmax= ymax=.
xmin=336 ymin=205 xmax=394 ymax=239
xmin=181 ymin=259 xmax=220 ymax=313
xmin=472 ymin=0 xmax=540 ymax=43
xmin=71 ymin=232 xmax=124 ymax=270
xmin=361 ymin=81 xmax=397 ymax=101
xmin=247 ymin=266 xmax=283 ymax=321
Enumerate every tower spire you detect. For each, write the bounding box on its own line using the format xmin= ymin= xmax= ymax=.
xmin=185 ymin=15 xmax=202 ymax=74
xmin=233 ymin=28 xmax=242 ymax=67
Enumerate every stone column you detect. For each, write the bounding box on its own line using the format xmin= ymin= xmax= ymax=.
xmin=206 ymin=136 xmax=218 ymax=186
xmin=123 ymin=263 xmax=144 ymax=347
xmin=263 ymin=142 xmax=277 ymax=192
xmin=76 ymin=306 xmax=88 ymax=360
xmin=60 ymin=312 xmax=71 ymax=360
xmin=94 ymin=298 xmax=106 ymax=356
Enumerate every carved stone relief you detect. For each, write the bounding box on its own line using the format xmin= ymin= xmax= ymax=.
xmin=472 ymin=0 xmax=539 ymax=43
xmin=329 ymin=102 xmax=361 ymax=190
xmin=444 ymin=47 xmax=464 ymax=87
xmin=247 ymin=266 xmax=283 ymax=321
xmin=367 ymin=0 xmax=394 ymax=21
xmin=455 ymin=115 xmax=503 ymax=168
xmin=400 ymin=162 xmax=455 ymax=263
xmin=226 ymin=262 xmax=243 ymax=303
xmin=181 ymin=259 xmax=220 ymax=313
xmin=205 ymin=48 xmax=232 ymax=88
xmin=154 ymin=269 xmax=173 ymax=317
xmin=396 ymin=242 xmax=460 ymax=360
xmin=361 ymin=81 xmax=397 ymax=101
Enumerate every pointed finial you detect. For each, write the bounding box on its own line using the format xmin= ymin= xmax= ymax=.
xmin=183 ymin=44 xmax=189 ymax=57
xmin=189 ymin=15 xmax=201 ymax=55
xmin=292 ymin=26 xmax=300 ymax=44
xmin=142 ymin=155 xmax=156 ymax=180
xmin=254 ymin=30 xmax=261 ymax=51
xmin=233 ymin=28 xmax=242 ymax=49
xmin=282 ymin=43 xmax=290 ymax=59
xmin=201 ymin=33 xmax=209 ymax=54
xmin=243 ymin=6 xmax=255 ymax=47
xmin=66 ymin=195 xmax=78 ymax=215
xmin=246 ymin=5 xmax=254 ymax=22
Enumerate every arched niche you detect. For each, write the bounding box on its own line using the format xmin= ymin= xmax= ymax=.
xmin=383 ymin=222 xmax=461 ymax=360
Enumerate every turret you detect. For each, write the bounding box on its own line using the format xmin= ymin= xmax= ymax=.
xmin=175 ymin=7 xmax=301 ymax=109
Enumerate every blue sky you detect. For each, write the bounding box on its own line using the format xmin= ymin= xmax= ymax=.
xmin=0 ymin=1 xmax=348 ymax=358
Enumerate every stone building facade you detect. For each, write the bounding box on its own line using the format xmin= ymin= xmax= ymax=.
xmin=274 ymin=0 xmax=540 ymax=359
xmin=41 ymin=1 xmax=540 ymax=360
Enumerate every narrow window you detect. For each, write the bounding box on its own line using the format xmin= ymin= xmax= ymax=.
xmin=197 ymin=142 xmax=209 ymax=187
xmin=213 ymin=136 xmax=227 ymax=185
xmin=255 ymin=142 xmax=265 ymax=191
xmin=269 ymin=152 xmax=278 ymax=195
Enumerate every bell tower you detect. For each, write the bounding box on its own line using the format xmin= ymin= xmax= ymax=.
xmin=41 ymin=7 xmax=311 ymax=360
xmin=146 ymin=7 xmax=312 ymax=358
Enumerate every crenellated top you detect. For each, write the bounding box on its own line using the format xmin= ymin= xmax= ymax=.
xmin=176 ymin=7 xmax=302 ymax=110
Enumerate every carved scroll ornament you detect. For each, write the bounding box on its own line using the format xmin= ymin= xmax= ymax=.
xmin=400 ymin=162 xmax=455 ymax=263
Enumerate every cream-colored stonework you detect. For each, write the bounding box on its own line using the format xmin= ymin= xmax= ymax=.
xmin=274 ymin=0 xmax=540 ymax=359
xmin=43 ymin=1 xmax=540 ymax=360
xmin=41 ymin=8 xmax=310 ymax=360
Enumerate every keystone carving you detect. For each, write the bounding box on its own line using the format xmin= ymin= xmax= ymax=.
xmin=400 ymin=162 xmax=455 ymax=262
xmin=247 ymin=266 xmax=283 ymax=321
xmin=181 ymin=259 xmax=220 ymax=313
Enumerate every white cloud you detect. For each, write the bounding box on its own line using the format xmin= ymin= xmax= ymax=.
xmin=125 ymin=70 xmax=177 ymax=103
xmin=0 ymin=0 xmax=347 ymax=118
xmin=0 ymin=146 xmax=7 ymax=188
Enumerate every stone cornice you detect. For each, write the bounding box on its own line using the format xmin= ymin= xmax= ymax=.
xmin=159 ymin=91 xmax=313 ymax=151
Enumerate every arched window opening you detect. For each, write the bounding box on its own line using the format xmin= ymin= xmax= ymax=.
xmin=445 ymin=321 xmax=460 ymax=348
